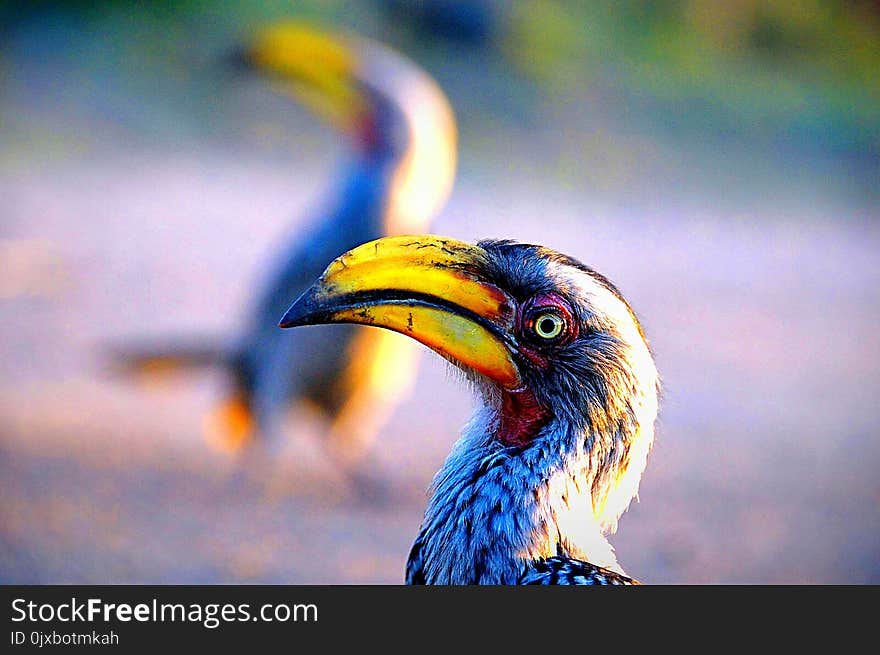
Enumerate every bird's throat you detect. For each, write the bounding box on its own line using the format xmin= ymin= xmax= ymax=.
xmin=498 ymin=387 xmax=550 ymax=447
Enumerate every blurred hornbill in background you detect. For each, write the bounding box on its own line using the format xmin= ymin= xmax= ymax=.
xmin=280 ymin=235 xmax=660 ymax=584
xmin=111 ymin=24 xmax=457 ymax=464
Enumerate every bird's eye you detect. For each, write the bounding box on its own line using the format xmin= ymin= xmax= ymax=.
xmin=520 ymin=294 xmax=577 ymax=349
xmin=531 ymin=311 xmax=566 ymax=341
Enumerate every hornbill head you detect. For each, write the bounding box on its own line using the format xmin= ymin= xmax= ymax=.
xmin=280 ymin=235 xmax=660 ymax=541
xmin=235 ymin=22 xmax=457 ymax=234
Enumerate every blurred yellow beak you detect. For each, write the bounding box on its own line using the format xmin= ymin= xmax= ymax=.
xmin=279 ymin=235 xmax=522 ymax=389
xmin=246 ymin=21 xmax=368 ymax=130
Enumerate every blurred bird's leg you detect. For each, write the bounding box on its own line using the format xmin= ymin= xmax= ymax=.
xmin=209 ymin=385 xmax=292 ymax=496
xmin=203 ymin=391 xmax=256 ymax=456
xmin=203 ymin=345 xmax=290 ymax=462
xmin=325 ymin=330 xmax=422 ymax=469
xmin=202 ymin=388 xmax=283 ymax=495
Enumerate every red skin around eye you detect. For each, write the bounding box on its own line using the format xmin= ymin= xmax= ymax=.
xmin=496 ymin=293 xmax=577 ymax=446
xmin=516 ymin=292 xmax=578 ymax=369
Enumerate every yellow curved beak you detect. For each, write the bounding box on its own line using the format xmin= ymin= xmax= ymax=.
xmin=245 ymin=21 xmax=368 ymax=130
xmin=279 ymin=235 xmax=522 ymax=389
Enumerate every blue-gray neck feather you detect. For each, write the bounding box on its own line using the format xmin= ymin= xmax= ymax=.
xmin=412 ymin=400 xmax=628 ymax=584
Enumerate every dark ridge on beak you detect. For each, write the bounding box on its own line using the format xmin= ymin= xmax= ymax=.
xmin=281 ymin=286 xmax=518 ymax=353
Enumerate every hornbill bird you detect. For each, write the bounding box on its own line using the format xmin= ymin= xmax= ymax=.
xmin=279 ymin=235 xmax=660 ymax=584
xmin=110 ymin=24 xmax=458 ymax=464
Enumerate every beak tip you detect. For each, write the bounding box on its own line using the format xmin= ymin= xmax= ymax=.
xmin=278 ymin=309 xmax=300 ymax=329
xmin=278 ymin=289 xmax=320 ymax=329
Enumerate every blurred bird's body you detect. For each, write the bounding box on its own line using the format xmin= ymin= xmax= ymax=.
xmin=280 ymin=235 xmax=661 ymax=584
xmin=112 ymin=24 xmax=457 ymax=465
xmin=221 ymin=152 xmax=411 ymax=459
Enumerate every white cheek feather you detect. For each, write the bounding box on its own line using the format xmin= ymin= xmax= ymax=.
xmin=543 ymin=469 xmax=625 ymax=572
xmin=551 ymin=263 xmax=661 ymax=533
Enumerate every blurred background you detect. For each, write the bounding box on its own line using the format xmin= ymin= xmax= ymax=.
xmin=1 ymin=0 xmax=878 ymax=584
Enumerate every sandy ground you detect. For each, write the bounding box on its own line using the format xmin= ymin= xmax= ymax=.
xmin=1 ymin=132 xmax=878 ymax=584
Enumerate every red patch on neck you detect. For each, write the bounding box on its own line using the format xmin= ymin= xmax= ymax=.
xmin=499 ymin=387 xmax=550 ymax=447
